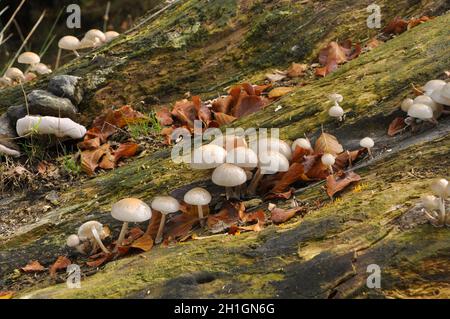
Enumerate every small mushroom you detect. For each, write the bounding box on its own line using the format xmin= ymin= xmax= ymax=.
xmin=0 ymin=76 xmax=12 ymax=87
xmin=226 ymin=146 xmax=258 ymax=169
xmin=430 ymin=83 xmax=450 ymax=106
xmin=78 ymin=37 xmax=100 ymax=50
xmin=321 ymin=153 xmax=335 ymax=175
xmin=291 ymin=138 xmax=313 ymax=152
xmin=78 ymin=221 xmax=110 ymax=254
xmin=427 ymin=179 xmax=449 ymax=226
xmin=17 ymin=52 xmax=40 ymax=71
xmin=212 ymin=163 xmax=247 ymax=199
xmin=210 ymin=134 xmax=247 ymax=151
xmin=422 ymin=79 xmax=446 ymax=96
xmin=360 ymin=137 xmax=375 ymax=159
xmin=329 ymin=93 xmax=343 ymax=104
xmin=256 ymin=137 xmax=292 ymax=161
xmin=111 ymin=198 xmax=152 ymax=247
xmin=16 ymin=116 xmax=87 ymax=139
xmin=422 ymin=195 xmax=440 ymax=211
xmin=328 ymin=105 xmax=345 ymax=122
xmin=400 ymin=98 xmax=414 ymax=112
xmin=66 ymin=234 xmax=87 ymax=254
xmin=184 ymin=187 xmax=211 ymax=227
xmin=30 ymin=63 xmax=52 ymax=75
xmin=248 ymin=151 xmax=289 ymax=195
xmin=5 ymin=67 xmax=25 ymax=83
xmin=56 ymin=36 xmax=80 ymax=69
xmin=191 ymin=144 xmax=227 ymax=169
xmin=85 ymin=29 xmax=106 ymax=43
xmin=151 ymin=196 xmax=180 ymax=244
xmin=105 ymin=31 xmax=120 ymax=42
xmin=407 ymin=104 xmax=434 ymax=122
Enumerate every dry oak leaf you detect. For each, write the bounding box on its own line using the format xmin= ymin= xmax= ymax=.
xmin=212 ymin=95 xmax=234 ymax=114
xmin=314 ymin=132 xmax=344 ymax=156
xmin=232 ymin=95 xmax=268 ymax=118
xmin=171 ymin=99 xmax=197 ymax=128
xmin=334 ymin=149 xmax=366 ymax=171
xmin=271 ymin=206 xmax=306 ymax=224
xmin=207 ymin=201 xmax=242 ymax=233
xmin=388 ymin=117 xmax=407 ymax=136
xmin=287 ymin=63 xmax=308 ymax=78
xmin=86 ymin=253 xmax=113 ymax=268
xmin=81 ymin=143 xmax=111 ymax=176
xmin=155 ymin=107 xmax=174 ymax=126
xmin=214 ymin=112 xmax=237 ymax=126
xmin=49 ymin=256 xmax=71 ymax=277
xmin=77 ymin=137 xmax=101 ymax=151
xmin=326 ymin=171 xmax=361 ymax=197
xmin=94 ymin=105 xmax=147 ymax=129
xmin=21 ymin=260 xmax=45 ymax=273
xmin=114 ymin=143 xmax=139 ymax=163
xmin=316 ymin=41 xmax=361 ymax=77
xmin=130 ymin=233 xmax=154 ymax=252
xmin=268 ymin=87 xmax=295 ymax=99
xmin=164 ymin=213 xmax=199 ymax=242
xmin=383 ymin=17 xmax=408 ymax=35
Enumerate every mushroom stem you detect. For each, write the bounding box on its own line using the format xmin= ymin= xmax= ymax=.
xmin=155 ymin=214 xmax=167 ymax=244
xmin=55 ymin=48 xmax=61 ymax=69
xmin=197 ymin=205 xmax=205 ymax=227
xmin=439 ymin=198 xmax=446 ymax=225
xmin=72 ymin=50 xmax=80 ymax=57
xmin=225 ymin=187 xmax=233 ymax=200
xmin=248 ymin=168 xmax=262 ymax=195
xmin=116 ymin=222 xmax=129 ymax=247
xmin=328 ymin=165 xmax=334 ymax=175
xmin=367 ymin=148 xmax=373 ymax=159
xmin=91 ymin=226 xmax=110 ymax=254
xmin=347 ymin=150 xmax=353 ymax=168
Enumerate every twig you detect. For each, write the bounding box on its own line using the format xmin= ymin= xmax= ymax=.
xmin=103 ymin=1 xmax=111 ymax=32
xmin=13 ymin=19 xmax=29 ymax=51
xmin=0 ymin=0 xmax=26 ymax=38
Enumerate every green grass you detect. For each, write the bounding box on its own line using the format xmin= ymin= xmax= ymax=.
xmin=127 ymin=111 xmax=161 ymax=139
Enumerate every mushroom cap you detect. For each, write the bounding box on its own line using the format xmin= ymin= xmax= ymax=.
xmin=422 ymin=79 xmax=446 ymax=96
xmin=210 ymin=135 xmax=247 ymax=151
xmin=78 ymin=37 xmax=98 ymax=49
xmin=400 ymin=98 xmax=414 ymax=112
xmin=422 ymin=195 xmax=440 ymax=211
xmin=66 ymin=234 xmax=80 ymax=247
xmin=151 ymin=196 xmax=180 ymax=214
xmin=407 ymin=104 xmax=433 ymax=119
xmin=441 ymin=83 xmax=450 ymax=99
xmin=360 ymin=137 xmax=374 ymax=149
xmin=292 ymin=138 xmax=312 ymax=151
xmin=85 ymin=29 xmax=106 ymax=42
xmin=31 ymin=63 xmax=52 ymax=75
xmin=18 ymin=51 xmax=40 ymax=65
xmin=329 ymin=93 xmax=343 ymax=103
xmin=255 ymin=137 xmax=292 ymax=161
xmin=226 ymin=146 xmax=258 ymax=168
xmin=321 ymin=153 xmax=336 ymax=166
xmin=258 ymin=151 xmax=290 ymax=175
xmin=191 ymin=144 xmax=227 ymax=169
xmin=58 ymin=36 xmax=80 ymax=50
xmin=328 ymin=105 xmax=344 ymax=118
xmin=105 ymin=31 xmax=120 ymax=42
xmin=430 ymin=178 xmax=448 ymax=198
xmin=5 ymin=67 xmax=25 ymax=81
xmin=111 ymin=198 xmax=152 ymax=222
xmin=184 ymin=187 xmax=212 ymax=206
xmin=212 ymin=163 xmax=247 ymax=187
xmin=0 ymin=144 xmax=21 ymax=157
xmin=413 ymin=95 xmax=439 ymax=111
xmin=430 ymin=87 xmax=450 ymax=106
xmin=78 ymin=221 xmax=104 ymax=241
xmin=0 ymin=76 xmax=12 ymax=86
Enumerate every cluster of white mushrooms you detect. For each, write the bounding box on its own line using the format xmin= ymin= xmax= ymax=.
xmin=422 ymin=178 xmax=449 ymax=227
xmin=328 ymin=93 xmax=345 ymax=121
xmin=56 ymin=29 xmax=120 ymax=68
xmin=67 ymin=188 xmax=213 ymax=253
xmin=401 ymin=79 xmax=450 ymax=126
xmin=0 ymin=51 xmax=52 ymax=88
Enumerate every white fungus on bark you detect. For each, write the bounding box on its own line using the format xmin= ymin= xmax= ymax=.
xmin=16 ymin=116 xmax=86 ymax=140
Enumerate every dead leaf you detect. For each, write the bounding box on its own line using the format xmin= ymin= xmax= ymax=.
xmin=287 ymin=63 xmax=308 ymax=78
xmin=383 ymin=17 xmax=408 ymax=35
xmin=366 ymin=38 xmax=382 ymax=50
xmin=130 ymin=233 xmax=154 ymax=252
xmin=171 ymin=99 xmax=197 ymax=128
xmin=388 ymin=117 xmax=407 ymax=136
xmin=165 ymin=213 xmax=199 ymax=241
xmin=214 ymin=112 xmax=237 ymax=126
xmin=264 ymin=188 xmax=294 ymax=200
xmin=266 ymin=70 xmax=287 ymax=82
xmin=155 ymin=107 xmax=174 ymax=126
xmin=268 ymin=87 xmax=295 ymax=99
xmin=145 ymin=210 xmax=163 ymax=240
xmin=316 ymin=41 xmax=361 ymax=77
xmin=77 ymin=137 xmax=101 ymax=151
xmin=21 ymin=260 xmax=45 ymax=273
xmin=239 ymin=209 xmax=265 ymax=232
xmin=212 ymin=95 xmax=234 ymax=114
xmin=314 ymin=132 xmax=343 ymax=155
xmin=0 ymin=291 xmax=14 ymax=299
xmin=81 ymin=143 xmax=110 ymax=176
xmin=49 ymin=256 xmax=71 ymax=277
xmin=99 ymin=149 xmax=115 ymax=170
xmin=86 ymin=253 xmax=113 ymax=268
xmin=207 ymin=201 xmax=242 ymax=233
xmin=114 ymin=143 xmax=139 ymax=162
xmin=232 ymin=95 xmax=268 ymax=118
xmin=334 ymin=149 xmax=365 ymax=170
xmin=326 ymin=171 xmax=362 ymax=197
xmin=271 ymin=206 xmax=306 ymax=224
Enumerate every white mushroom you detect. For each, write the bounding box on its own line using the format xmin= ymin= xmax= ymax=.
xmin=151 ymin=196 xmax=180 ymax=244
xmin=5 ymin=67 xmax=25 ymax=83
xmin=210 ymin=134 xmax=247 ymax=151
xmin=329 ymin=93 xmax=343 ymax=104
xmin=105 ymin=31 xmax=120 ymax=42
xmin=66 ymin=234 xmax=80 ymax=248
xmin=191 ymin=144 xmax=227 ymax=169
xmin=407 ymin=104 xmax=433 ymax=120
xmin=400 ymin=98 xmax=414 ymax=112
xmin=16 ymin=116 xmax=86 ymax=140
xmin=212 ymin=163 xmax=247 ymax=199
xmin=321 ymin=153 xmax=336 ymax=174
xmin=18 ymin=52 xmax=40 ymax=68
xmin=30 ymin=63 xmax=52 ymax=75
xmin=0 ymin=144 xmax=20 ymax=157
xmin=328 ymin=105 xmax=345 ymax=121
xmin=430 ymin=83 xmax=450 ymax=106
xmin=360 ymin=137 xmax=375 ymax=159
xmin=85 ymin=29 xmax=106 ymax=43
xmin=78 ymin=221 xmax=110 ymax=254
xmin=255 ymin=137 xmax=292 ymax=161
xmin=422 ymin=79 xmax=446 ymax=96
xmin=111 ymin=198 xmax=152 ymax=247
xmin=425 ymin=179 xmax=449 ymax=227
xmin=248 ymin=151 xmax=289 ymax=195
xmin=413 ymin=95 xmax=443 ymax=119
xmin=291 ymin=138 xmax=313 ymax=151
xmin=184 ymin=187 xmax=211 ymax=227
xmin=56 ymin=36 xmax=80 ymax=69
xmin=226 ymin=146 xmax=258 ymax=168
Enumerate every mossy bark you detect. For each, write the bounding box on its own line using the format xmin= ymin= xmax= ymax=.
xmin=0 ymin=0 xmax=449 ymax=298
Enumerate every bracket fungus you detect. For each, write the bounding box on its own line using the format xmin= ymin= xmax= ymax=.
xmin=360 ymin=137 xmax=375 ymax=159
xmin=16 ymin=116 xmax=86 ymax=140
xmin=212 ymin=163 xmax=247 ymax=199
xmin=423 ymin=178 xmax=449 ymax=227
xmin=151 ymin=196 xmax=180 ymax=244
xmin=184 ymin=187 xmax=212 ymax=227
xmin=111 ymin=198 xmax=152 ymax=247
xmin=248 ymin=151 xmax=289 ymax=195
xmin=78 ymin=221 xmax=110 ymax=254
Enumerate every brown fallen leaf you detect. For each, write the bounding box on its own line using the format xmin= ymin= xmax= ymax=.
xmin=268 ymin=87 xmax=295 ymax=99
xmin=207 ymin=201 xmax=242 ymax=233
xmin=266 ymin=71 xmax=287 ymax=82
xmin=0 ymin=291 xmax=14 ymax=299
xmin=214 ymin=112 xmax=237 ymax=126
xmin=316 ymin=41 xmax=361 ymax=77
xmin=114 ymin=143 xmax=139 ymax=163
xmin=388 ymin=117 xmax=407 ymax=136
xmin=326 ymin=171 xmax=362 ymax=197
xmin=239 ymin=209 xmax=266 ymax=232
xmin=287 ymin=63 xmax=308 ymax=78
xmin=271 ymin=206 xmax=306 ymax=224
xmin=171 ymin=99 xmax=197 ymax=128
xmin=314 ymin=132 xmax=344 ymax=156
xmin=49 ymin=256 xmax=71 ymax=277
xmin=21 ymin=260 xmax=45 ymax=273
xmin=99 ymin=149 xmax=115 ymax=170
xmin=383 ymin=17 xmax=408 ymax=35
xmin=130 ymin=233 xmax=154 ymax=252
xmin=264 ymin=188 xmax=295 ymax=200
xmin=334 ymin=149 xmax=365 ymax=170
xmin=165 ymin=213 xmax=199 ymax=241
xmin=86 ymin=253 xmax=113 ymax=268
xmin=77 ymin=137 xmax=101 ymax=151
xmin=145 ymin=210 xmax=162 ymax=240
xmin=365 ymin=38 xmax=382 ymax=50
xmin=212 ymin=95 xmax=234 ymax=114
xmin=155 ymin=107 xmax=174 ymax=126
xmin=232 ymin=95 xmax=268 ymax=118
xmin=81 ymin=143 xmax=110 ymax=176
